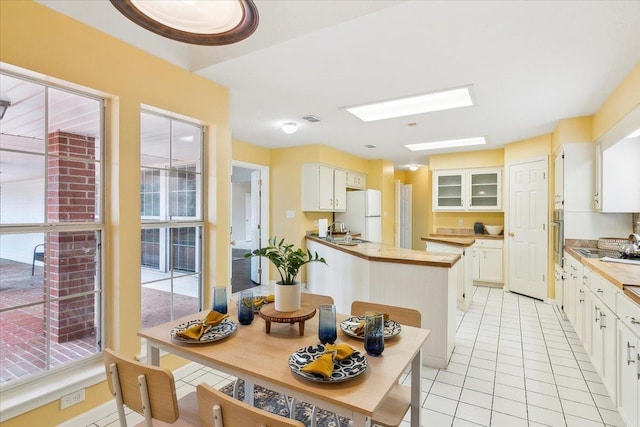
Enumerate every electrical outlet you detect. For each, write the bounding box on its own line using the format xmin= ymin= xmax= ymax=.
xmin=458 ymin=218 xmax=464 ymax=226
xmin=60 ymin=389 xmax=85 ymax=409
xmin=286 ymin=210 xmax=295 ymax=219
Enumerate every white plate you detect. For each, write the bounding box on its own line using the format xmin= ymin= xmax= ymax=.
xmin=170 ymin=318 xmax=237 ymax=343
xmin=288 ymin=344 xmax=367 ymax=383
xmin=339 ymin=316 xmax=401 ymax=340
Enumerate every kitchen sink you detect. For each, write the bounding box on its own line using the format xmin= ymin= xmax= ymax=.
xmin=573 ymin=248 xmax=620 ymax=258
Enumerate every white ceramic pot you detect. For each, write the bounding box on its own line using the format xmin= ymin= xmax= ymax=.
xmin=274 ymin=281 xmax=301 ymax=312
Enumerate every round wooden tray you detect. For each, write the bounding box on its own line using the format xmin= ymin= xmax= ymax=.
xmin=259 ymin=303 xmax=316 ymax=336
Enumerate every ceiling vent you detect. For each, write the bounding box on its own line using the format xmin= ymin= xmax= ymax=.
xmin=302 ymin=115 xmax=320 ymax=123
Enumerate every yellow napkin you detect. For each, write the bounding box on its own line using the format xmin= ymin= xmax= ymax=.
xmin=353 ymin=322 xmax=365 ymax=336
xmin=176 ymin=311 xmax=228 ymax=340
xmin=203 ymin=310 xmax=229 ymax=327
xmin=176 ymin=323 xmax=206 ymax=340
xmin=300 ymin=353 xmax=335 ymax=379
xmin=265 ymin=294 xmax=275 ymax=303
xmin=325 ymin=343 xmax=354 ymax=361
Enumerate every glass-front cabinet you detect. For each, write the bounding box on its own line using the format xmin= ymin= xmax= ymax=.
xmin=434 ymin=172 xmax=464 ymax=210
xmin=433 ymin=168 xmax=502 ymax=211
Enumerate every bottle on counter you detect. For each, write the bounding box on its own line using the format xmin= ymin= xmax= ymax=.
xmin=344 ymin=230 xmax=352 ymax=244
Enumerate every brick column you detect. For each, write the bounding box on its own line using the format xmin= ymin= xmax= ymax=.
xmin=47 ymin=131 xmax=97 ymax=343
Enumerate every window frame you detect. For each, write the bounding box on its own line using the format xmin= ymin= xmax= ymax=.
xmin=0 ymin=70 xmax=106 ymax=395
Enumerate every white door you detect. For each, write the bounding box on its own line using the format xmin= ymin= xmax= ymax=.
xmin=508 ymin=159 xmax=548 ymax=300
xmin=250 ymin=170 xmax=261 ymax=284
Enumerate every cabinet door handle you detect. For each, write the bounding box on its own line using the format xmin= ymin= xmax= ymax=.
xmin=630 ymin=316 xmax=640 ymax=325
xmin=600 ymin=312 xmax=606 ymax=329
xmin=579 ymin=289 xmax=584 ymax=303
xmin=627 ymin=342 xmax=636 ymax=365
xmin=596 ymin=289 xmax=604 ymax=294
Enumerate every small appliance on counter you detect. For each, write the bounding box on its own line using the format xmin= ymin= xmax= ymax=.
xmin=474 ymin=222 xmax=484 ymax=234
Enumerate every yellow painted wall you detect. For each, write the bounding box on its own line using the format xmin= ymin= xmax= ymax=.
xmin=1 ymin=1 xmax=230 ymax=425
xmin=593 ymin=61 xmax=640 ymax=141
xmin=233 ymin=138 xmax=271 ymax=166
xmin=551 ymin=116 xmax=593 ymax=153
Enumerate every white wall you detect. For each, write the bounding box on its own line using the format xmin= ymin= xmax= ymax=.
xmin=564 ymin=212 xmax=632 ymax=240
xmin=0 ymin=178 xmax=46 ymax=263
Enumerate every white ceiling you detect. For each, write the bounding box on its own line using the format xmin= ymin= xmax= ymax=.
xmin=33 ymin=0 xmax=640 ymax=169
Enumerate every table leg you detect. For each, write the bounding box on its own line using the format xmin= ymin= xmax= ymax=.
xmin=410 ymin=350 xmax=422 ymax=427
xmin=147 ymin=342 xmax=160 ymax=366
xmin=298 ymin=320 xmax=305 ymax=336
xmin=265 ymin=320 xmax=271 ymax=334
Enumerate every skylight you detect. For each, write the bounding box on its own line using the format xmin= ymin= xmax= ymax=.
xmin=405 ymin=136 xmax=486 ymax=151
xmin=344 ymin=86 xmax=474 ymax=122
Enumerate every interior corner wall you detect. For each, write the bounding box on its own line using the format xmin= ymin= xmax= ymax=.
xmin=0 ymin=2 xmax=231 ymax=425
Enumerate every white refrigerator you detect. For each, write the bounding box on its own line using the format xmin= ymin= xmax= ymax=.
xmin=335 ymin=189 xmax=382 ymax=243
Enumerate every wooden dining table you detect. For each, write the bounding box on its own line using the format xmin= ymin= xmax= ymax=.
xmin=138 ymin=296 xmax=430 ymax=427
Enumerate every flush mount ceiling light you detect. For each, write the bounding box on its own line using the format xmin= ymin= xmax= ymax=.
xmin=0 ymin=99 xmax=10 ymax=120
xmin=408 ymin=164 xmax=419 ymax=172
xmin=109 ymin=0 xmax=259 ymax=45
xmin=344 ymin=85 xmax=474 ymax=122
xmin=405 ymin=136 xmax=487 ymax=151
xmin=282 ymin=123 xmax=298 ymax=134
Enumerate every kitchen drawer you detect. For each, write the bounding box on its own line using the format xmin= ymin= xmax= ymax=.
xmin=474 ymin=239 xmax=503 ymax=249
xmin=617 ymin=292 xmax=640 ymax=336
xmin=588 ymin=270 xmax=618 ymax=311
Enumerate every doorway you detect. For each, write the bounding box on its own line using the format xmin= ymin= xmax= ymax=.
xmin=395 ymin=181 xmax=413 ymax=249
xmin=230 ymin=162 xmax=269 ymax=293
xmin=507 ymin=158 xmax=548 ymax=301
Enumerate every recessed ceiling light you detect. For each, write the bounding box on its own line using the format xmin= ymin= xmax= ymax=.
xmin=405 ymin=137 xmax=487 ymax=151
xmin=282 ymin=123 xmax=298 ymax=134
xmin=343 ymin=85 xmax=474 ymax=122
xmin=627 ymin=127 xmax=640 ymax=138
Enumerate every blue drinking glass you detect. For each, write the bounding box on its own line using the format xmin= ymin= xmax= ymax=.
xmin=318 ymin=304 xmax=337 ymax=344
xmin=237 ymin=290 xmax=254 ymax=325
xmin=364 ymin=311 xmax=385 ymax=356
xmin=212 ymin=286 xmax=228 ymax=314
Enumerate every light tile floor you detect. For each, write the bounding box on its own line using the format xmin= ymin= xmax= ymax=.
xmin=82 ymin=286 xmax=627 ymax=427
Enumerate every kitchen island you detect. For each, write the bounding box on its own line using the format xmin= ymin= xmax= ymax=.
xmin=305 ymin=235 xmax=461 ymax=368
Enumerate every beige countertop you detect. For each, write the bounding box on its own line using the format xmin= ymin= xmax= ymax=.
xmin=306 ymin=235 xmax=461 ymax=268
xmin=565 ymin=246 xmax=640 ymax=305
xmin=421 ymin=236 xmax=476 ymax=247
xmin=429 ymin=232 xmax=504 ymax=241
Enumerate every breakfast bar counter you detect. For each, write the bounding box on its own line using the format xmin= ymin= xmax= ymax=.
xmin=306 ymin=235 xmax=461 ymax=368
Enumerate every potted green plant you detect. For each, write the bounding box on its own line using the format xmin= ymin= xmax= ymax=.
xmin=245 ymin=237 xmax=327 ymax=311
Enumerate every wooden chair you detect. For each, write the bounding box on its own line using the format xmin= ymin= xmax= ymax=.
xmin=350 ymin=301 xmax=422 ymax=427
xmin=301 ymin=292 xmax=334 ymax=308
xmin=197 ymin=383 xmax=304 ymax=427
xmin=104 ymin=348 xmax=199 ymax=427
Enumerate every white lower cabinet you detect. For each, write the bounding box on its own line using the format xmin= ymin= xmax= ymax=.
xmin=472 ymin=239 xmax=503 ymax=283
xmin=562 ymin=252 xmax=640 ymax=424
xmin=617 ymin=293 xmax=640 ymax=427
xmin=425 ymin=241 xmax=473 ymax=311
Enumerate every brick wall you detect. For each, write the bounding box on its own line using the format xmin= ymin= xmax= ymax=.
xmin=47 ymin=131 xmax=97 ymax=343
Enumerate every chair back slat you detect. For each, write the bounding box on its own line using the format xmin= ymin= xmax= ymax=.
xmin=197 ymin=383 xmax=305 ymax=427
xmin=301 ymin=293 xmax=334 ymax=309
xmin=104 ymin=348 xmax=180 ymax=424
xmin=350 ymin=301 xmax=421 ymax=328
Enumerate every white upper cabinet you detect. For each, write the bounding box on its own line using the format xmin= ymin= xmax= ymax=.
xmin=554 ymin=143 xmax=596 ymax=212
xmin=594 ymin=104 xmax=640 ymax=213
xmin=346 ymin=171 xmax=366 ymax=190
xmin=301 ymin=163 xmax=347 ymax=212
xmin=595 ymin=138 xmax=640 ymax=212
xmin=433 ymin=168 xmax=502 ymax=211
